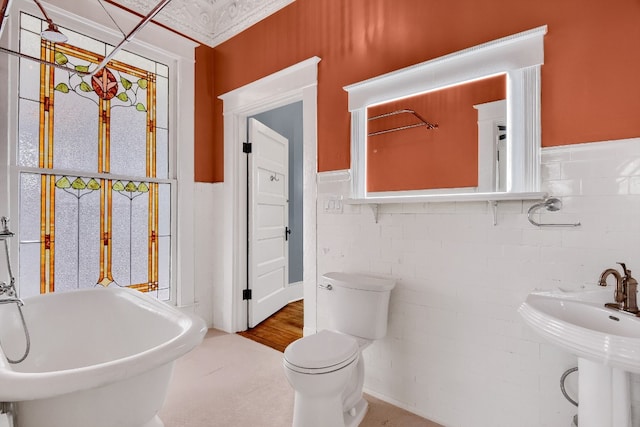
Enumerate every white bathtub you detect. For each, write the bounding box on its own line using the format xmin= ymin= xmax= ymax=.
xmin=0 ymin=287 xmax=207 ymax=427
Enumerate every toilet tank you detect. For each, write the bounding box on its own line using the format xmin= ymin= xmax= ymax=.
xmin=320 ymin=272 xmax=395 ymax=340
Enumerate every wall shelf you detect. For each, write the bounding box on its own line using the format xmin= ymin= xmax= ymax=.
xmin=345 ymin=191 xmax=548 ymax=224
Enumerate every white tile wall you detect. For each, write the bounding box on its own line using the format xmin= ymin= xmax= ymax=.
xmin=315 ymin=138 xmax=640 ymax=427
xmin=194 ymin=182 xmax=224 ymax=327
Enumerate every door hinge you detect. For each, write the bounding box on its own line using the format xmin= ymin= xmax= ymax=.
xmin=243 ymin=142 xmax=252 ymax=153
xmin=243 ymin=289 xmax=252 ymax=300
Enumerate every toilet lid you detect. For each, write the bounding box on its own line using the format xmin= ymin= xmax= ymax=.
xmin=284 ymin=330 xmax=359 ymax=371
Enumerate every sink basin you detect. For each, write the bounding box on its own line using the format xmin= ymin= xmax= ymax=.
xmin=518 ymin=288 xmax=640 ymax=373
xmin=519 ymin=287 xmax=640 ymax=427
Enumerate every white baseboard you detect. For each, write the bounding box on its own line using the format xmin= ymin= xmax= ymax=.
xmin=363 ymin=388 xmax=450 ymax=427
xmin=288 ymin=280 xmax=304 ymax=302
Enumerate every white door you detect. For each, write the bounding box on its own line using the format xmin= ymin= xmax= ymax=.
xmin=248 ymin=118 xmax=290 ymax=327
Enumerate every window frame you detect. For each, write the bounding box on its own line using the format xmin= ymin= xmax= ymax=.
xmin=1 ymin=0 xmax=197 ymax=306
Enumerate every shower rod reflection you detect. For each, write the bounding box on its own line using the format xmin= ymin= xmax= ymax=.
xmin=368 ymin=109 xmax=438 ymax=137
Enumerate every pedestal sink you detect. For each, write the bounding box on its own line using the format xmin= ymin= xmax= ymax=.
xmin=518 ymin=288 xmax=640 ymax=427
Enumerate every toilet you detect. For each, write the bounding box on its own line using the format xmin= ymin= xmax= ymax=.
xmin=283 ymin=272 xmax=396 ymax=427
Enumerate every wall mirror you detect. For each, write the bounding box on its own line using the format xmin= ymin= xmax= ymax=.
xmin=344 ymin=25 xmax=547 ymax=201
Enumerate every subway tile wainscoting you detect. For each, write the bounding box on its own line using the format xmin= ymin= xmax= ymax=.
xmin=315 ymin=138 xmax=640 ymax=427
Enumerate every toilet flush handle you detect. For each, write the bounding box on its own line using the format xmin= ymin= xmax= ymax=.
xmin=318 ymin=283 xmax=333 ymax=291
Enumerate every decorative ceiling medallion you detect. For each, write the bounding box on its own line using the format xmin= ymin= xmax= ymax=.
xmin=112 ymin=0 xmax=295 ymax=46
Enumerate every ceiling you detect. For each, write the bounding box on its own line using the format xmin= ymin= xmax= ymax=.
xmin=111 ymin=0 xmax=295 ymax=47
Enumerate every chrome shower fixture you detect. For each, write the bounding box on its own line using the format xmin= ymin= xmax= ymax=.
xmin=0 ymin=216 xmax=14 ymax=240
xmin=0 ymin=0 xmax=72 ymax=74
xmin=41 ymin=21 xmax=68 ymax=43
xmin=86 ymin=0 xmax=173 ymax=77
xmin=0 ymin=0 xmax=174 ymax=77
xmin=33 ymin=0 xmax=68 ymax=43
xmin=527 ymin=197 xmax=581 ymax=227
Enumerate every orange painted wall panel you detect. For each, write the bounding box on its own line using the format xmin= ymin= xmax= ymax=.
xmin=197 ymin=0 xmax=640 ymax=183
xmin=194 ymin=45 xmax=216 ymax=182
xmin=367 ymin=75 xmax=505 ymax=192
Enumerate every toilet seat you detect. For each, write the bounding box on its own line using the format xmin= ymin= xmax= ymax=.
xmin=284 ymin=330 xmax=359 ymax=375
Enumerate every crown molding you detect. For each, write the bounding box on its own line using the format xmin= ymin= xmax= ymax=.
xmin=112 ymin=0 xmax=294 ymax=46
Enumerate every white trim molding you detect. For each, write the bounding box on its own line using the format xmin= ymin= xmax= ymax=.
xmin=219 ymin=56 xmax=320 ymax=333
xmin=317 ymin=169 xmax=351 ymax=184
xmin=344 ymin=25 xmax=547 ymax=200
xmin=105 ymin=0 xmax=295 ymax=47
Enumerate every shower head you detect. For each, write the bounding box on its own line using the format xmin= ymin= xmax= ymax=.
xmin=33 ymin=0 xmax=68 ymax=43
xmin=41 ymin=21 xmax=68 ymax=43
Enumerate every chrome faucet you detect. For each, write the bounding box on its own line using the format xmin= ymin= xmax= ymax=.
xmin=0 ymin=297 xmax=23 ymax=306
xmin=0 ymin=280 xmax=22 ymax=305
xmin=0 ymin=216 xmax=14 ymax=240
xmin=0 ymin=219 xmax=30 ymax=364
xmin=0 ymin=280 xmax=20 ymax=304
xmin=0 ymin=217 xmax=21 ymax=306
xmin=599 ymin=262 xmax=639 ymax=314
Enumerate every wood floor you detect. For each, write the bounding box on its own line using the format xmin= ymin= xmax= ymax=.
xmin=237 ymin=300 xmax=303 ymax=352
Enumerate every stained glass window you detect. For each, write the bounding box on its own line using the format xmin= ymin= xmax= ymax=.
xmin=17 ymin=13 xmax=172 ymax=300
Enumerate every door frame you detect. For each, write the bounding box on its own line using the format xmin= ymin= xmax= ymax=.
xmin=219 ymin=57 xmax=320 ymax=333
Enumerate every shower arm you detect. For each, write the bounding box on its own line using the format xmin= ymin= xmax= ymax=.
xmin=0 ymin=0 xmax=75 ymax=72
xmin=33 ymin=0 xmax=55 ymax=29
xmin=0 ymin=0 xmax=10 ymax=39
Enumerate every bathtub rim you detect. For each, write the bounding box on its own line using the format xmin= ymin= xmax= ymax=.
xmin=0 ymin=286 xmax=207 ymax=401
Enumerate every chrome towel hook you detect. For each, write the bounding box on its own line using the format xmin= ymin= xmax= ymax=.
xmin=527 ymin=197 xmax=581 ymax=228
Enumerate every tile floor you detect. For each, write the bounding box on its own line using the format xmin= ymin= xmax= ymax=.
xmin=159 ymin=329 xmax=442 ymax=427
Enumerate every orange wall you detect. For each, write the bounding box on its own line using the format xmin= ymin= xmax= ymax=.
xmin=367 ymin=75 xmax=505 ymax=192
xmin=195 ymin=0 xmax=640 ymax=183
xmin=194 ymin=46 xmax=216 ymax=183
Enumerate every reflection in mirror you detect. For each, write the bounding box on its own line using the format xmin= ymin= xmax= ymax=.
xmin=345 ymin=25 xmax=547 ymax=201
xmin=474 ymin=99 xmax=507 ymax=193
xmin=366 ymin=74 xmax=506 ymax=194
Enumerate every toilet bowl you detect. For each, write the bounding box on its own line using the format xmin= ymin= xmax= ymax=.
xmin=283 ymin=330 xmax=360 ymax=427
xmin=283 ymin=272 xmax=395 ymax=427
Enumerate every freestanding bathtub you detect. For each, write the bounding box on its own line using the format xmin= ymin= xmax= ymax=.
xmin=0 ymin=287 xmax=207 ymax=427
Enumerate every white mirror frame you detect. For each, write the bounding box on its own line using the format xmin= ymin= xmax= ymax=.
xmin=344 ymin=25 xmax=547 ymax=200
